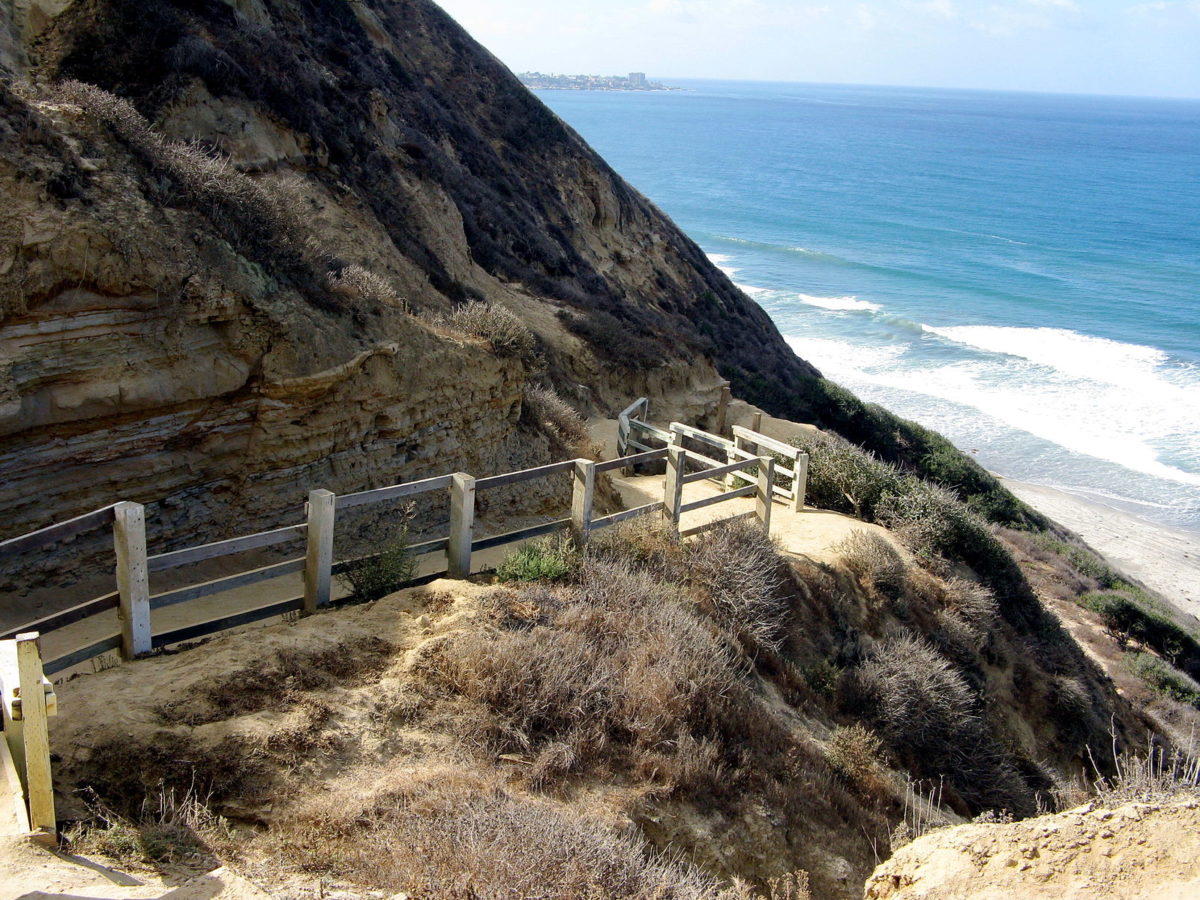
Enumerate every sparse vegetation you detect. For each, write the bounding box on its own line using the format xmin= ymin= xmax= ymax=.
xmin=338 ymin=523 xmax=417 ymax=603
xmin=495 ymin=534 xmax=577 ymax=583
xmin=836 ymin=530 xmax=907 ymax=599
xmin=1126 ymin=652 xmax=1200 ymax=708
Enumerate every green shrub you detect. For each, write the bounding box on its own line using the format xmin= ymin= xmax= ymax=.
xmin=1126 ymin=652 xmax=1200 ymax=708
xmin=790 ymin=431 xmax=901 ymax=520
xmin=1084 ymin=592 xmax=1200 ymax=680
xmin=338 ymin=527 xmax=416 ymax=602
xmin=496 ymin=536 xmax=576 ymax=583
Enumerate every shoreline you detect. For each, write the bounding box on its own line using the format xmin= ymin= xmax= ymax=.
xmin=1001 ymin=476 xmax=1200 ymax=624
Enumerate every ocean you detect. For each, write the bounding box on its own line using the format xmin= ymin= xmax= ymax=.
xmin=536 ymin=80 xmax=1200 ymax=534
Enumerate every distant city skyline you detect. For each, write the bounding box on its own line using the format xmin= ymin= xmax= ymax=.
xmin=434 ymin=0 xmax=1200 ymax=100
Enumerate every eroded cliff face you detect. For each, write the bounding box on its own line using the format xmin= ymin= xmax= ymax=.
xmin=0 ymin=0 xmax=804 ymax=557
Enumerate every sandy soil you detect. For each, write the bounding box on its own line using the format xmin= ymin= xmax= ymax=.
xmin=865 ymin=799 xmax=1200 ymax=900
xmin=0 ymin=834 xmax=267 ymax=899
xmin=1004 ymin=478 xmax=1200 ymax=623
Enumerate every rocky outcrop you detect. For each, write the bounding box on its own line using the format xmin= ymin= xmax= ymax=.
xmin=865 ymin=799 xmax=1200 ymax=899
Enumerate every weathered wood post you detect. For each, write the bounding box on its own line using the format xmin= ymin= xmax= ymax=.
xmin=728 ymin=432 xmax=751 ymax=491
xmin=750 ymin=410 xmax=763 ymax=433
xmin=15 ymin=633 xmax=54 ymax=838
xmin=303 ymin=489 xmax=336 ymax=615
xmin=570 ymin=459 xmax=596 ymax=547
xmin=448 ymin=473 xmax=476 ymax=578
xmin=113 ymin=501 xmax=151 ymax=658
xmin=662 ymin=446 xmax=686 ymax=536
xmin=793 ymin=452 xmax=809 ymax=513
xmin=756 ymin=456 xmax=776 ymax=533
xmin=714 ymin=381 xmax=731 ymax=436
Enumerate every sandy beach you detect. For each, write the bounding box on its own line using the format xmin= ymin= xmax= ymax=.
xmin=1002 ymin=477 xmax=1200 ymax=624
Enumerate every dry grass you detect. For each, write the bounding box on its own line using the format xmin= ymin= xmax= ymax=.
xmin=524 ymin=385 xmax=590 ymax=451
xmin=328 ymin=263 xmax=406 ymax=309
xmin=440 ymin=301 xmax=539 ymax=363
xmin=1091 ymin=739 xmax=1200 ymax=805
xmin=826 ymin=723 xmax=886 ymax=784
xmin=685 ymin=518 xmax=790 ymax=650
xmin=836 ymin=531 xmax=907 ymax=599
xmin=260 ymin=768 xmax=757 ymax=899
xmin=415 ymin=558 xmax=746 ymax=790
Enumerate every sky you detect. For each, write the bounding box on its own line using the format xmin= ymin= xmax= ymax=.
xmin=433 ymin=0 xmax=1200 ymax=99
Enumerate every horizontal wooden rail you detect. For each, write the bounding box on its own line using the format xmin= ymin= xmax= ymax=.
xmin=0 ymin=505 xmax=117 ymax=560
xmin=472 ymin=517 xmax=571 ymax=552
xmin=631 ymin=422 xmax=672 ymax=441
xmin=595 ymin=448 xmax=668 ymax=473
xmin=671 ymin=422 xmax=733 ymax=450
xmin=590 ymin=501 xmax=665 ymax=529
xmin=682 ymin=458 xmax=757 ymax=484
xmin=152 ymin=597 xmax=303 ymax=649
xmin=44 ymin=634 xmax=122 ymax=676
xmin=679 ymin=483 xmax=757 ymax=514
xmin=336 ymin=474 xmax=454 ymax=511
xmin=148 ymin=524 xmax=306 ymax=573
xmin=149 ymin=558 xmax=304 ymax=610
xmin=2 ymin=592 xmax=120 ymax=641
xmin=682 ymin=510 xmax=756 ymax=538
xmin=329 ymin=537 xmax=449 ymax=577
xmin=731 ymin=426 xmax=800 ymax=458
xmin=475 ymin=459 xmax=576 ymax=491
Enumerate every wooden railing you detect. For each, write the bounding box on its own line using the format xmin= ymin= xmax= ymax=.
xmin=0 ymin=425 xmax=782 ymax=676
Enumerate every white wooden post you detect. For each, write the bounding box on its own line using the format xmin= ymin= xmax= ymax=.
xmin=751 ymin=410 xmax=763 ymax=433
xmin=15 ymin=633 xmax=54 ymax=837
xmin=570 ymin=459 xmax=596 ymax=547
xmin=756 ymin=456 xmax=775 ymax=533
xmin=113 ymin=501 xmax=151 ymax=658
xmin=662 ymin=446 xmax=686 ymax=535
xmin=303 ymin=489 xmax=335 ymax=614
xmin=727 ymin=433 xmax=750 ymax=490
xmin=793 ymin=452 xmax=809 ymax=513
xmin=448 ymin=473 xmax=476 ymax=578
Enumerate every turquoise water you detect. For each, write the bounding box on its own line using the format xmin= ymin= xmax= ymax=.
xmin=537 ymin=80 xmax=1200 ymax=533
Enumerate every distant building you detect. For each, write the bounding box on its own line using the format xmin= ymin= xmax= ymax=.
xmin=628 ymin=72 xmax=648 ymax=87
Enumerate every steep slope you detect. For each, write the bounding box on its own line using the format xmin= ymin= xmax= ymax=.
xmin=0 ymin=0 xmax=817 ymax=547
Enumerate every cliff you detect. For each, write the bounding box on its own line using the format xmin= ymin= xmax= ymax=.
xmin=0 ymin=0 xmax=822 ymax=558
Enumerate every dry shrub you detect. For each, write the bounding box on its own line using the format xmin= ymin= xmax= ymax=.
xmin=685 ymin=518 xmax=790 ymax=650
xmin=835 ymin=530 xmax=907 ymax=599
xmin=826 ymin=723 xmax=885 ymax=784
xmin=417 ymin=558 xmax=745 ymax=789
xmin=264 ymin=769 xmax=751 ymax=898
xmin=524 ymin=385 xmax=589 ymax=450
xmin=855 ymin=634 xmax=1032 ymax=815
xmin=1092 ymin=741 xmax=1200 ymax=805
xmin=328 ymin=263 xmax=406 ymax=308
xmin=790 ymin=430 xmax=901 ymax=520
xmin=443 ymin=301 xmax=539 ymax=363
xmin=52 ymin=81 xmax=308 ymax=264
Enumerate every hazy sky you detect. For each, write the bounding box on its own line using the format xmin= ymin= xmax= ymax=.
xmin=434 ymin=0 xmax=1200 ymax=98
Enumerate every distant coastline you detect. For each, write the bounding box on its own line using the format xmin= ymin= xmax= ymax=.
xmin=518 ymin=71 xmax=681 ymax=92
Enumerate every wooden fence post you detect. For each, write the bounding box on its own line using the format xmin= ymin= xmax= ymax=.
xmin=448 ymin=473 xmax=476 ymax=578
xmin=15 ymin=633 xmax=54 ymax=837
xmin=750 ymin=410 xmax=763 ymax=433
xmin=792 ymin=452 xmax=809 ymax=513
xmin=662 ymin=447 xmax=685 ymax=535
xmin=570 ymin=459 xmax=596 ymax=547
xmin=113 ymin=501 xmax=151 ymax=658
xmin=714 ymin=381 xmax=731 ymax=436
xmin=727 ymin=433 xmax=750 ymax=490
xmin=756 ymin=456 xmax=775 ymax=533
xmin=303 ymin=489 xmax=335 ymax=614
